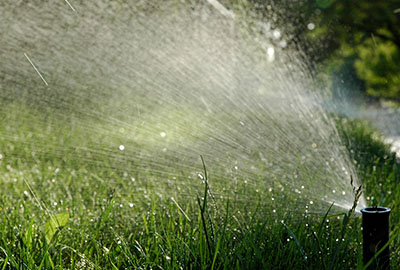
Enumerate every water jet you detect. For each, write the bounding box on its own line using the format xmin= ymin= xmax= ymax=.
xmin=0 ymin=0 xmax=367 ymax=216
xmin=361 ymin=206 xmax=391 ymax=270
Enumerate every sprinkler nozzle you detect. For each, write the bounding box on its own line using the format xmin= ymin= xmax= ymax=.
xmin=361 ymin=206 xmax=391 ymax=270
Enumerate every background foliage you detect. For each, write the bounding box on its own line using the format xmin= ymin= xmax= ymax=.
xmin=238 ymin=0 xmax=400 ymax=101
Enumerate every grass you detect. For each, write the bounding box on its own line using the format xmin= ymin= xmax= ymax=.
xmin=0 ymin=106 xmax=399 ymax=269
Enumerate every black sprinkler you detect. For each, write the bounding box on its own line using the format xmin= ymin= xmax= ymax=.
xmin=361 ymin=206 xmax=391 ymax=270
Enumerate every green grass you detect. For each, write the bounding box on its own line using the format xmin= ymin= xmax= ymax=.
xmin=0 ymin=106 xmax=399 ymax=269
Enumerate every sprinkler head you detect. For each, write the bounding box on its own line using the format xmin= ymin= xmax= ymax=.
xmin=361 ymin=206 xmax=391 ymax=270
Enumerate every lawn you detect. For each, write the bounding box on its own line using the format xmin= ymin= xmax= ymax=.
xmin=0 ymin=104 xmax=399 ymax=269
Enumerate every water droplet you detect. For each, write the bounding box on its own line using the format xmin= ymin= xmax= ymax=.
xmin=267 ymin=47 xmax=275 ymax=56
xmin=267 ymin=47 xmax=275 ymax=62
xmin=273 ymin=30 xmax=281 ymax=39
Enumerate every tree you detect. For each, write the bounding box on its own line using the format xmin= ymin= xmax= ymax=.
xmin=236 ymin=0 xmax=400 ymax=101
xmin=317 ymin=0 xmax=400 ymax=101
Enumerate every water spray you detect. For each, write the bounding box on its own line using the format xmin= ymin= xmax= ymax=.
xmin=1 ymin=0 xmax=366 ymax=216
xmin=361 ymin=206 xmax=391 ymax=269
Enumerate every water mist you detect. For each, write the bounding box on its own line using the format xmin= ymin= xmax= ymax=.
xmin=0 ymin=0 xmax=366 ymax=215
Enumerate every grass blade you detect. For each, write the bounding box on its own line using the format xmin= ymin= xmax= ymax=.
xmin=281 ymin=221 xmax=308 ymax=265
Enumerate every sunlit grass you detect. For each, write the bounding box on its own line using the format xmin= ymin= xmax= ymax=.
xmin=0 ymin=107 xmax=399 ymax=269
